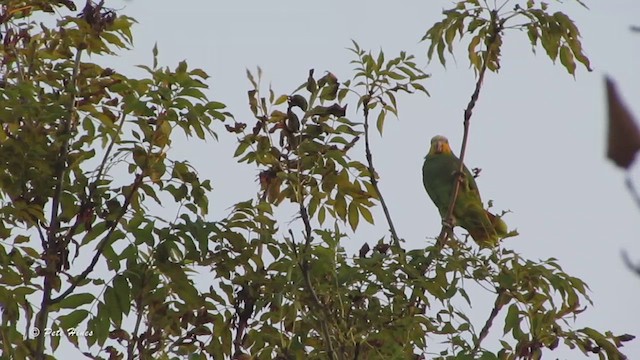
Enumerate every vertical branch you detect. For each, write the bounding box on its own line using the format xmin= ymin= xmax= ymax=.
xmin=362 ymin=95 xmax=401 ymax=247
xmin=437 ymin=11 xmax=504 ymax=244
xmin=294 ymin=205 xmax=337 ymax=360
xmin=34 ymin=47 xmax=83 ymax=360
xmin=290 ymin=108 xmax=337 ymax=359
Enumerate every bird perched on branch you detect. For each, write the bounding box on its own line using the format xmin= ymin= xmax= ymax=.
xmin=422 ymin=135 xmax=507 ymax=248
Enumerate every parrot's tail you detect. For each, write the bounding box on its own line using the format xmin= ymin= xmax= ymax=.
xmin=486 ymin=211 xmax=508 ymax=237
xmin=465 ymin=211 xmax=507 ymax=248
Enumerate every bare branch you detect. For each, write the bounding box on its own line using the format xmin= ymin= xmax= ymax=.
xmin=473 ymin=288 xmax=510 ymax=352
xmin=362 ymin=95 xmax=401 ymax=247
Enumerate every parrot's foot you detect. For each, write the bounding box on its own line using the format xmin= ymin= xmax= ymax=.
xmin=441 ymin=218 xmax=455 ymax=229
xmin=472 ymin=167 xmax=482 ymax=178
xmin=451 ymin=170 xmax=466 ymax=183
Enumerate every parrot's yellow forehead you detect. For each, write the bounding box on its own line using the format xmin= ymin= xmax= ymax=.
xmin=429 ymin=135 xmax=452 ymax=155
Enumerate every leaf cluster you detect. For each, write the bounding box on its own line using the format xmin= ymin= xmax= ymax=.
xmin=423 ymin=0 xmax=591 ymax=76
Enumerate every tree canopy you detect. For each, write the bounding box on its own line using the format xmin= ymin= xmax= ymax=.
xmin=0 ymin=1 xmax=634 ymax=359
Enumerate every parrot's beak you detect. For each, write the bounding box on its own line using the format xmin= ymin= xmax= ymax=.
xmin=432 ymin=140 xmax=449 ymax=154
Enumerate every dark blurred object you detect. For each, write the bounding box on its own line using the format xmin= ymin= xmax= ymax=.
xmin=605 ymin=76 xmax=640 ymax=169
xmin=624 ymin=176 xmax=640 ymax=209
xmin=622 ymin=250 xmax=640 ymax=277
xmin=607 ymin=76 xmax=640 ymax=278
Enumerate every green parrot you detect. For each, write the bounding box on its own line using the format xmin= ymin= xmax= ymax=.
xmin=422 ymin=135 xmax=507 ymax=248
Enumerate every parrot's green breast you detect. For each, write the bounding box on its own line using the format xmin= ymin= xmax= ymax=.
xmin=422 ymin=151 xmax=480 ymax=217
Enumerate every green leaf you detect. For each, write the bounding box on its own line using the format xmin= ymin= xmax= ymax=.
xmin=104 ymin=285 xmax=123 ymax=326
xmin=58 ymin=309 xmax=90 ymax=330
xmin=376 ymin=110 xmax=386 ymax=134
xmin=58 ymin=293 xmax=95 ymax=309
xmin=568 ymin=37 xmax=591 ymax=71
xmin=540 ymin=21 xmax=561 ymax=60
xmin=246 ymin=69 xmax=257 ymax=88
xmin=504 ymin=304 xmax=519 ymax=335
xmin=335 ymin=194 xmax=347 ymax=220
xmin=158 ymin=262 xmax=202 ymax=305
xmin=347 ymin=201 xmax=359 ymax=231
xmin=274 ymin=94 xmax=288 ymax=105
xmin=559 ymin=45 xmax=576 ymax=75
xmin=318 ymin=206 xmax=327 ymax=225
xmin=468 ymin=35 xmax=482 ymax=71
xmin=444 ymin=16 xmax=460 ymax=52
xmin=358 ymin=204 xmax=374 ymax=225
xmin=113 ymin=275 xmax=131 ymax=316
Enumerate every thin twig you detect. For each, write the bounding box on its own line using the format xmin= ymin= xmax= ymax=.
xmin=437 ymin=11 xmax=504 ymax=245
xmin=624 ymin=175 xmax=640 ymax=209
xmin=362 ymin=95 xmax=401 ymax=247
xmin=622 ymin=250 xmax=640 ymax=277
xmin=473 ymin=288 xmax=509 ymax=352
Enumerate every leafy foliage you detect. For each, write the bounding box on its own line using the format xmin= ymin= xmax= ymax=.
xmin=0 ymin=1 xmax=633 ymax=360
xmin=422 ymin=0 xmax=591 ymax=76
xmin=1 ymin=1 xmax=227 ymax=358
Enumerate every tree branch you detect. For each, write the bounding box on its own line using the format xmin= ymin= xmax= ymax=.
xmin=34 ymin=47 xmax=83 ymax=360
xmin=57 ymin=109 xmax=129 ymax=267
xmin=622 ymin=250 xmax=640 ymax=277
xmin=50 ymin=173 xmax=144 ymax=304
xmin=53 ymin=100 xmax=155 ymax=305
xmin=295 ymin=202 xmax=337 ymax=360
xmin=473 ymin=288 xmax=509 ymax=352
xmin=437 ymin=11 xmax=504 ymax=246
xmin=362 ymin=95 xmax=401 ymax=247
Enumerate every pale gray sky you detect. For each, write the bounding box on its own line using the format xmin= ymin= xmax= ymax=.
xmin=99 ymin=0 xmax=640 ymax=357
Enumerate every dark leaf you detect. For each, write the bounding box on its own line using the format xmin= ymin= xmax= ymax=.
xmin=225 ymin=122 xmax=247 ymax=134
xmin=306 ymin=69 xmax=317 ymax=92
xmin=288 ymin=94 xmax=308 ymax=111
xmin=605 ymin=77 xmax=640 ymax=169
xmin=359 ymin=243 xmax=370 ymax=258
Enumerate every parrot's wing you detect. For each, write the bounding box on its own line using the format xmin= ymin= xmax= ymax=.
xmin=455 ymin=188 xmax=499 ymax=247
xmin=460 ymin=163 xmax=483 ymax=201
xmin=486 ymin=211 xmax=508 ymax=237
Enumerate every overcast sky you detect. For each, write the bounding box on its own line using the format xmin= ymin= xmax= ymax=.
xmin=96 ymin=0 xmax=640 ymax=357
